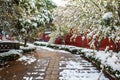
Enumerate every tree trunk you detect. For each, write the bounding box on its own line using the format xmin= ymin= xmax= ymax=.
xmin=24 ymin=38 xmax=27 ymax=47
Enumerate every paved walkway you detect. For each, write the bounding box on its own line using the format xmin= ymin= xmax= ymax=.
xmin=0 ymin=47 xmax=109 ymax=80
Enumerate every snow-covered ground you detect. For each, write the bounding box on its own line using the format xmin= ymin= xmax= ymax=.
xmin=34 ymin=41 xmax=120 ymax=78
xmin=59 ymin=56 xmax=109 ymax=80
xmin=36 ymin=46 xmax=70 ymax=54
xmin=22 ymin=58 xmax=49 ymax=80
xmin=0 ymin=41 xmax=119 ymax=79
xmin=17 ymin=55 xmax=36 ymax=65
xmin=25 ymin=43 xmax=109 ymax=80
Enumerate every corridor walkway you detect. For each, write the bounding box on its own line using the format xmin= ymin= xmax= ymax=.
xmin=0 ymin=46 xmax=109 ymax=80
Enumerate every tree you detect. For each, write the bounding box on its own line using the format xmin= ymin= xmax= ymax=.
xmin=0 ymin=0 xmax=56 ymax=46
xmin=0 ymin=0 xmax=18 ymax=35
xmin=52 ymin=0 xmax=120 ymax=51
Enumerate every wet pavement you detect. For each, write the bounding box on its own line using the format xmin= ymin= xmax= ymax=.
xmin=0 ymin=47 xmax=109 ymax=80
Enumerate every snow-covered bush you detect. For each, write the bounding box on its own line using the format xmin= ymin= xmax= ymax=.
xmin=20 ymin=43 xmax=36 ymax=53
xmin=0 ymin=50 xmax=23 ymax=61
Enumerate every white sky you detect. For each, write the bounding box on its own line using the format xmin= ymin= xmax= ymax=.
xmin=51 ymin=0 xmax=68 ymax=6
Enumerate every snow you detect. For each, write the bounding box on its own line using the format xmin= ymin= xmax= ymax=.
xmin=21 ymin=28 xmax=26 ymax=32
xmin=65 ymin=60 xmax=84 ymax=69
xmin=34 ymin=41 xmax=48 ymax=45
xmin=36 ymin=46 xmax=70 ymax=54
xmin=0 ymin=50 xmax=23 ymax=57
xmin=17 ymin=55 xmax=36 ymax=64
xmin=56 ymin=50 xmax=70 ymax=54
xmin=102 ymin=12 xmax=113 ymax=20
xmin=95 ymin=51 xmax=120 ymax=71
xmin=60 ymin=70 xmax=108 ymax=80
xmin=25 ymin=19 xmax=31 ymax=24
xmin=0 ymin=43 xmax=36 ymax=58
xmin=59 ymin=57 xmax=109 ymax=80
xmin=35 ymin=76 xmax=44 ymax=79
xmin=34 ymin=41 xmax=120 ymax=73
xmin=23 ymin=77 xmax=33 ymax=80
xmin=76 ymin=48 xmax=120 ymax=71
xmin=20 ymin=43 xmax=36 ymax=50
xmin=22 ymin=58 xmax=49 ymax=80
xmin=44 ymin=31 xmax=51 ymax=34
xmin=83 ymin=49 xmax=120 ymax=72
xmin=37 ymin=46 xmax=55 ymax=52
xmin=51 ymin=0 xmax=69 ymax=7
xmin=0 ymin=40 xmax=19 ymax=43
xmin=32 ymin=22 xmax=37 ymax=27
xmin=18 ymin=43 xmax=37 ymax=64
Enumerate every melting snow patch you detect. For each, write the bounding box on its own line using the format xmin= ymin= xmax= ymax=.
xmin=17 ymin=55 xmax=36 ymax=64
xmin=23 ymin=77 xmax=33 ymax=80
xmin=35 ymin=76 xmax=44 ymax=79
xmin=39 ymin=73 xmax=45 ymax=76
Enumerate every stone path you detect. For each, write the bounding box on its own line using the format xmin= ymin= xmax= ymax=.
xmin=0 ymin=47 xmax=109 ymax=80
